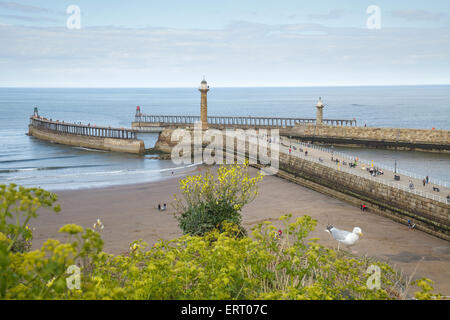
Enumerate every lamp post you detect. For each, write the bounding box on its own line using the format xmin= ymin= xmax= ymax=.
xmin=394 ymin=160 xmax=400 ymax=181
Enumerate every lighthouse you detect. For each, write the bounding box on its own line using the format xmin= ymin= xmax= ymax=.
xmin=316 ymin=97 xmax=324 ymax=125
xmin=199 ymin=77 xmax=209 ymax=129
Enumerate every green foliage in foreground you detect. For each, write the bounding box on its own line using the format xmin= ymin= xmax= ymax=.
xmin=174 ymin=163 xmax=263 ymax=236
xmin=0 ymin=183 xmax=443 ymax=300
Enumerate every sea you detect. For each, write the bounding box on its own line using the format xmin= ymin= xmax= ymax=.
xmin=0 ymin=86 xmax=449 ymax=190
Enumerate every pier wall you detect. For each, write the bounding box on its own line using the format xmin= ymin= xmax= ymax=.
xmin=136 ymin=121 xmax=450 ymax=152
xmin=154 ymin=128 xmax=179 ymax=153
xmin=29 ymin=125 xmax=145 ymax=154
xmin=283 ymin=125 xmax=450 ymax=152
xmin=154 ymin=128 xmax=450 ymax=241
xmin=276 ymin=153 xmax=449 ymax=241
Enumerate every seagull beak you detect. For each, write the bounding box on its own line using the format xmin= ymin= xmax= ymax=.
xmin=359 ymin=232 xmax=364 ymax=237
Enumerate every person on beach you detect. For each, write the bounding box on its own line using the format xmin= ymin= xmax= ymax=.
xmin=274 ymin=229 xmax=283 ymax=241
xmin=158 ymin=204 xmax=161 ymax=211
xmin=426 ymin=176 xmax=429 ymax=184
xmin=409 ymin=181 xmax=414 ymax=190
xmin=423 ymin=179 xmax=426 ymax=187
xmin=407 ymin=220 xmax=416 ymax=230
xmin=163 ymin=203 xmax=167 ymax=211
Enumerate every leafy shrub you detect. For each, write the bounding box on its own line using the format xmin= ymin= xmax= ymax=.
xmin=0 ymin=184 xmax=61 ymax=298
xmin=0 ymin=183 xmax=443 ymax=300
xmin=174 ymin=162 xmax=263 ymax=236
xmin=67 ymin=214 xmax=440 ymax=300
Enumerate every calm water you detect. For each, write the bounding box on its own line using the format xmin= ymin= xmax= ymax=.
xmin=0 ymin=86 xmax=449 ymax=190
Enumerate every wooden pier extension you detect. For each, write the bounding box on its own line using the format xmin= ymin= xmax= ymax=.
xmin=132 ymin=113 xmax=357 ymax=132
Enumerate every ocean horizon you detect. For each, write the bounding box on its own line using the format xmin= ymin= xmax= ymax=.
xmin=1 ymin=85 xmax=449 ymax=190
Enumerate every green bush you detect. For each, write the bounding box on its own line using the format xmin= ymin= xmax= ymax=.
xmin=0 ymin=182 xmax=443 ymax=300
xmin=174 ymin=162 xmax=263 ymax=236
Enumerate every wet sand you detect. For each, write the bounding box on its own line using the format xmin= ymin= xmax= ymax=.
xmin=31 ymin=166 xmax=450 ymax=296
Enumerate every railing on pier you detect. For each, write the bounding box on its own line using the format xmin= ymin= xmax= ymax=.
xmin=280 ymin=137 xmax=449 ymax=189
xmin=278 ymin=137 xmax=449 ymax=204
xmin=134 ymin=114 xmax=357 ymax=127
xmin=30 ymin=117 xmax=137 ymax=140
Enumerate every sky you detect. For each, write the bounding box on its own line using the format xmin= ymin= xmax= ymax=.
xmin=0 ymin=0 xmax=449 ymax=87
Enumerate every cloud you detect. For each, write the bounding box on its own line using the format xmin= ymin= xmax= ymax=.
xmin=0 ymin=1 xmax=48 ymax=14
xmin=0 ymin=14 xmax=61 ymax=23
xmin=307 ymin=9 xmax=345 ymax=21
xmin=0 ymin=22 xmax=449 ymax=87
xmin=392 ymin=9 xmax=446 ymax=21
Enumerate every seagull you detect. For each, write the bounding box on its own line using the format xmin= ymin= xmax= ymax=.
xmin=325 ymin=225 xmax=363 ymax=252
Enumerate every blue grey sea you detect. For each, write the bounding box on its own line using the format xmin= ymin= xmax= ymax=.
xmin=0 ymin=86 xmax=449 ymax=190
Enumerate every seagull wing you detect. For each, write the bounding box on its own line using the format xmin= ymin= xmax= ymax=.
xmin=330 ymin=227 xmax=351 ymax=241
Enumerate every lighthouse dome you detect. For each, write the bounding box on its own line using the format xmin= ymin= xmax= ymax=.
xmin=316 ymin=97 xmax=324 ymax=107
xmin=199 ymin=77 xmax=209 ymax=90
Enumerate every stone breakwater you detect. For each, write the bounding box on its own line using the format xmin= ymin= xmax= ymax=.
xmin=154 ymin=128 xmax=450 ymax=241
xmin=274 ymin=152 xmax=449 ymax=241
xmin=28 ymin=124 xmax=145 ymax=154
xmin=282 ymin=125 xmax=450 ymax=153
xmin=142 ymin=122 xmax=450 ymax=153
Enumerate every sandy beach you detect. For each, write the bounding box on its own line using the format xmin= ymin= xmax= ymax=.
xmin=30 ymin=165 xmax=450 ymax=296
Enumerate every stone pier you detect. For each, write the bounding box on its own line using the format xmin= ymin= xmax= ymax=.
xmin=29 ymin=116 xmax=145 ymax=154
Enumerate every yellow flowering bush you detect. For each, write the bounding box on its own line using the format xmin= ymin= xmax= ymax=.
xmin=54 ymin=215 xmax=440 ymax=300
xmin=0 ymin=182 xmax=443 ymax=300
xmin=0 ymin=184 xmax=103 ymax=299
xmin=0 ymin=184 xmax=60 ymax=254
xmin=174 ymin=162 xmax=263 ymax=236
